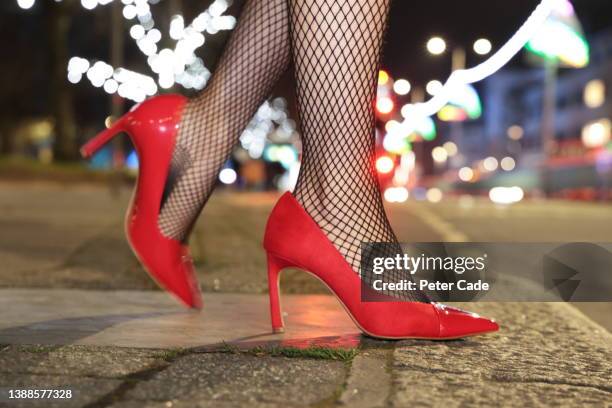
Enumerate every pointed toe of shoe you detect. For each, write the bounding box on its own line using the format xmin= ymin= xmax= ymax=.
xmin=167 ymin=250 xmax=203 ymax=309
xmin=179 ymin=260 xmax=203 ymax=310
xmin=180 ymin=286 xmax=203 ymax=310
xmin=130 ymin=233 xmax=203 ymax=309
xmin=161 ymin=265 xmax=202 ymax=309
xmin=435 ymin=304 xmax=499 ymax=339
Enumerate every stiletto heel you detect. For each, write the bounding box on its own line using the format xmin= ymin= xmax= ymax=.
xmin=263 ymin=192 xmax=499 ymax=339
xmin=267 ymin=252 xmax=290 ymax=333
xmin=80 ymin=94 xmax=202 ymax=309
xmin=80 ymin=117 xmax=126 ymax=158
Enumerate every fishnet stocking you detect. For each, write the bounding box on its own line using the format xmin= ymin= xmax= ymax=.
xmin=289 ymin=0 xmax=428 ymax=301
xmin=158 ymin=0 xmax=290 ymax=240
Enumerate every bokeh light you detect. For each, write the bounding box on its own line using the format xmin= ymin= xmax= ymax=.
xmin=443 ymin=141 xmax=458 ymax=156
xmin=432 ymin=146 xmax=448 ymax=163
xmin=489 ymin=186 xmax=524 ymax=205
xmin=507 ymin=125 xmax=524 ymax=140
xmin=458 ymin=167 xmax=474 ymax=182
xmin=483 ymin=156 xmax=499 ymax=171
xmin=473 ymin=38 xmax=493 ymax=55
xmin=376 ymin=97 xmax=394 ymax=114
xmin=378 ymin=70 xmax=390 ymax=86
xmin=426 ymin=37 xmax=447 ymax=55
xmin=426 ymin=188 xmax=443 ymax=203
xmin=584 ymin=79 xmax=605 ymax=108
xmin=426 ymin=80 xmax=443 ymax=96
xmin=17 ymin=0 xmax=35 ymax=9
xmin=500 ymin=157 xmax=516 ymax=171
xmin=582 ymin=119 xmax=611 ymax=148
xmin=384 ymin=187 xmax=409 ymax=203
xmin=393 ymin=79 xmax=411 ymax=95
xmin=219 ymin=168 xmax=237 ymax=184
xmin=376 ymin=156 xmax=395 ymax=174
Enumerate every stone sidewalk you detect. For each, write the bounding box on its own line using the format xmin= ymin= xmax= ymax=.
xmin=0 ymin=183 xmax=611 ymax=407
xmin=1 ymin=294 xmax=610 ymax=407
xmin=0 ymin=289 xmax=360 ymax=349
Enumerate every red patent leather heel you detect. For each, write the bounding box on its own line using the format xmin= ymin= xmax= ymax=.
xmin=81 ymin=117 xmax=126 ymax=158
xmin=81 ymin=94 xmax=202 ymax=309
xmin=264 ymin=192 xmax=499 ymax=339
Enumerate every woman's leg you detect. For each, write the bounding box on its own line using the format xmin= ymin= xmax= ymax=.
xmin=158 ymin=0 xmax=290 ymax=240
xmin=288 ymin=0 xmax=427 ymax=301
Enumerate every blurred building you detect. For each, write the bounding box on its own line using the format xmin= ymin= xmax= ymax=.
xmin=455 ymin=29 xmax=612 ymax=197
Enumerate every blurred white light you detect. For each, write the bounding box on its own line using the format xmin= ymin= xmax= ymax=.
xmin=582 ymin=119 xmax=611 ymax=148
xmin=443 ymin=141 xmax=458 ymax=156
xmin=130 ymin=24 xmax=145 ymax=40
xmin=393 ymin=79 xmax=411 ymax=95
xmin=147 ymin=28 xmax=162 ymax=43
xmin=384 ymin=187 xmax=409 ymax=203
xmin=277 ymin=162 xmax=300 ymax=192
xmin=68 ymin=57 xmax=90 ymax=74
xmin=81 ymin=0 xmax=97 ymax=10
xmin=67 ymin=71 xmax=82 ymax=84
xmin=134 ymin=1 xmax=150 ymax=17
xmin=426 ymin=188 xmax=443 ymax=203
xmin=137 ymin=38 xmax=157 ymax=56
xmin=103 ymin=79 xmax=119 ymax=94
xmin=212 ymin=15 xmax=236 ymax=30
xmin=432 ymin=146 xmax=448 ymax=163
xmin=489 ymin=186 xmax=524 ymax=205
xmin=219 ymin=168 xmax=237 ymax=184
xmin=458 ymin=167 xmax=474 ymax=182
xmin=473 ymin=38 xmax=492 ymax=55
xmin=17 ymin=0 xmax=35 ymax=10
xmin=158 ymin=74 xmax=175 ymax=89
xmin=584 ymin=79 xmax=605 ymax=109
xmin=427 ymin=37 xmax=447 ymax=55
xmin=426 ymin=80 xmax=443 ymax=96
xmin=123 ymin=4 xmax=137 ymax=19
xmin=385 ymin=120 xmax=401 ymax=133
xmin=169 ymin=15 xmax=185 ymax=40
xmin=507 ymin=125 xmax=524 ymax=140
xmin=500 ymin=156 xmax=516 ymax=171
xmin=483 ymin=156 xmax=499 ymax=171
xmin=393 ymin=164 xmax=410 ymax=185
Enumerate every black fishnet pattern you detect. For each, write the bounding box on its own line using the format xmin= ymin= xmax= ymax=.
xmin=288 ymin=0 xmax=428 ymax=301
xmin=158 ymin=0 xmax=290 ymax=240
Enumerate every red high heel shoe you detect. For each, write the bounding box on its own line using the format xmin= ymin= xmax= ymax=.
xmin=264 ymin=192 xmax=499 ymax=339
xmin=81 ymin=94 xmax=202 ymax=309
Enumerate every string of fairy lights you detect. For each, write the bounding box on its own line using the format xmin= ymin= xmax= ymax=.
xmin=20 ymin=0 xmax=236 ymax=101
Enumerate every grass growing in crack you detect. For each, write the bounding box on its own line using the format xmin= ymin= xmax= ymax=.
xmin=18 ymin=345 xmax=58 ymax=353
xmin=153 ymin=348 xmax=188 ymax=362
xmin=220 ymin=342 xmax=358 ymax=362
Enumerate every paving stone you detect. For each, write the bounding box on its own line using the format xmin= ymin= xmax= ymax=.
xmin=123 ymin=352 xmax=346 ymax=406
xmin=339 ymin=348 xmax=391 ymax=408
xmin=391 ymin=302 xmax=612 ymax=407
xmin=391 ymin=371 xmax=611 ymax=407
xmin=0 ymin=290 xmax=358 ymax=349
xmin=0 ymin=345 xmax=166 ymax=378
